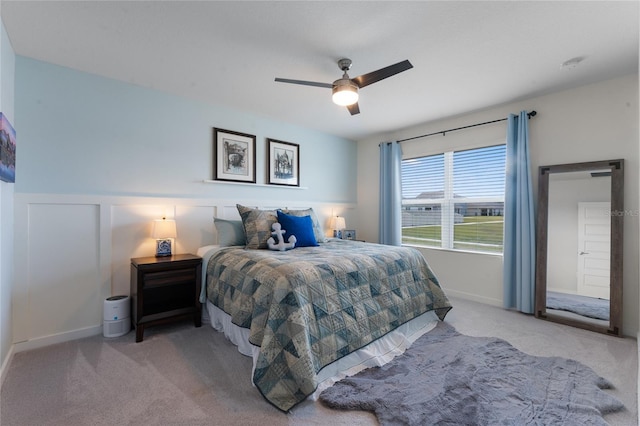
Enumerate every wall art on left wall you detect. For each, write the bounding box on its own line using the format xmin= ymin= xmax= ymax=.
xmin=0 ymin=113 xmax=16 ymax=183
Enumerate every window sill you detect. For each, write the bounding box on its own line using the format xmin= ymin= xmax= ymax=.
xmin=402 ymin=243 xmax=504 ymax=258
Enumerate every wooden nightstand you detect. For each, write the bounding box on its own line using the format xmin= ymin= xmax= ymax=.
xmin=130 ymin=253 xmax=202 ymax=342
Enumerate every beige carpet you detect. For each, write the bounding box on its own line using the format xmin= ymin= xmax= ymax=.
xmin=1 ymin=297 xmax=637 ymax=425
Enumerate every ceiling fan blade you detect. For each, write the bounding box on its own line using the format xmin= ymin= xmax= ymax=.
xmin=347 ymin=102 xmax=360 ymax=115
xmin=352 ymin=60 xmax=413 ymax=88
xmin=274 ymin=78 xmax=333 ymax=89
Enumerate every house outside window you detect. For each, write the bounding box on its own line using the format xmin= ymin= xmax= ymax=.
xmin=401 ymin=144 xmax=506 ymax=254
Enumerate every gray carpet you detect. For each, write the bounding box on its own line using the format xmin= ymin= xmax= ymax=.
xmin=320 ymin=321 xmax=624 ymax=426
xmin=546 ymin=291 xmax=609 ymax=320
xmin=2 ymin=297 xmax=636 ymax=425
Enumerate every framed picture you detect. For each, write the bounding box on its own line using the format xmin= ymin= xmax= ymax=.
xmin=267 ymin=139 xmax=299 ymax=186
xmin=0 ymin=113 xmax=16 ymax=183
xmin=343 ymin=230 xmax=356 ymax=240
xmin=213 ymin=128 xmax=256 ymax=183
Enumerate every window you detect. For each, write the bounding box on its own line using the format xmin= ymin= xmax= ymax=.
xmin=401 ymin=144 xmax=506 ymax=253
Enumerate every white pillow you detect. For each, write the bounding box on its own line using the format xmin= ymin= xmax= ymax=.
xmin=214 ymin=217 xmax=246 ymax=247
xmin=280 ymin=208 xmax=327 ymax=243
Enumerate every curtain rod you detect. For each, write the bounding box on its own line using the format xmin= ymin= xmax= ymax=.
xmin=397 ymin=110 xmax=537 ymax=143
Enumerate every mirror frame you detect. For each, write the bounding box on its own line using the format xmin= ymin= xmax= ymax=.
xmin=534 ymin=159 xmax=624 ymax=336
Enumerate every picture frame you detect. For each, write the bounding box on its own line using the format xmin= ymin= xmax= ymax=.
xmin=0 ymin=113 xmax=16 ymax=183
xmin=343 ymin=230 xmax=356 ymax=240
xmin=267 ymin=138 xmax=299 ymax=186
xmin=213 ymin=128 xmax=256 ymax=183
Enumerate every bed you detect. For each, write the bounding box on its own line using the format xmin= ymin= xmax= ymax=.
xmin=198 ymin=206 xmax=452 ymax=411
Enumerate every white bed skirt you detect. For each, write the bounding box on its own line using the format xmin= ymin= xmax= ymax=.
xmin=203 ymin=299 xmax=439 ymax=400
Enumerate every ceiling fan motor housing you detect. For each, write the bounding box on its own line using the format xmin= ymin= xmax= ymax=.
xmin=337 ymin=58 xmax=353 ymax=71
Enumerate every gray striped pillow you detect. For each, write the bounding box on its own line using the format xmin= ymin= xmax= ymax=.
xmin=236 ymin=204 xmax=277 ymax=249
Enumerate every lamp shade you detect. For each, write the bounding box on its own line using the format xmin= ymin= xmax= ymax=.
xmin=330 ymin=216 xmax=346 ymax=230
xmin=152 ymin=218 xmax=177 ymax=239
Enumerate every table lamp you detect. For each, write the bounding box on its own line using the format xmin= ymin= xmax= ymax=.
xmin=152 ymin=217 xmax=177 ymax=257
xmin=330 ymin=216 xmax=346 ymax=239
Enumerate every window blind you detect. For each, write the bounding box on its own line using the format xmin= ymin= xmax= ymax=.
xmin=401 ymin=144 xmax=506 ymax=253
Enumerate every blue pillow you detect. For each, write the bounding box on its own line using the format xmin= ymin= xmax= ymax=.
xmin=276 ymin=211 xmax=318 ymax=247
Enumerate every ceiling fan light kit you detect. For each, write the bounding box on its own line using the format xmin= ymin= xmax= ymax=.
xmin=275 ymin=58 xmax=413 ymax=115
xmin=332 ymin=79 xmax=359 ymax=106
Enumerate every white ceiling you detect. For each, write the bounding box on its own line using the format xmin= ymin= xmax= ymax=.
xmin=2 ymin=1 xmax=638 ymax=141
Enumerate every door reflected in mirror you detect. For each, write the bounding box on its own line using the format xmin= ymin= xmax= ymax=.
xmin=535 ymin=160 xmax=623 ymax=336
xmin=546 ymin=171 xmax=610 ymax=326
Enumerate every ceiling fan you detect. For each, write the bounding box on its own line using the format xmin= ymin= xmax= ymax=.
xmin=275 ymin=58 xmax=413 ymax=115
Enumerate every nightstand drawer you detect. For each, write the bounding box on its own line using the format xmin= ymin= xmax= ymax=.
xmin=143 ymin=268 xmax=197 ymax=288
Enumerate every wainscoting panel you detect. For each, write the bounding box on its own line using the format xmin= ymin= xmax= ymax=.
xmin=111 ymin=204 xmax=172 ymax=297
xmin=13 ymin=194 xmax=354 ymax=350
xmin=25 ymin=203 xmax=102 ymax=339
xmin=220 ymin=204 xmax=241 ymax=219
xmin=174 ymin=205 xmax=218 ymax=254
xmin=111 ymin=204 xmax=218 ymax=296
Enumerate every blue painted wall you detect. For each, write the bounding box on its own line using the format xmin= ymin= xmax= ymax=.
xmin=15 ymin=57 xmax=356 ymax=202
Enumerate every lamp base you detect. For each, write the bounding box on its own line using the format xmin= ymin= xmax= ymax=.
xmin=155 ymin=238 xmax=173 ymax=257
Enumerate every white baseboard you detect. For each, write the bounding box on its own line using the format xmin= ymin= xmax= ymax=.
xmin=546 ymin=287 xmax=577 ymax=295
xmin=0 ymin=343 xmax=15 ymax=389
xmin=445 ymin=289 xmax=502 ymax=307
xmin=13 ymin=324 xmax=103 ymax=354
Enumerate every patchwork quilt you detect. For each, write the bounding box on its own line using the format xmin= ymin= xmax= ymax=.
xmin=205 ymin=239 xmax=452 ymax=411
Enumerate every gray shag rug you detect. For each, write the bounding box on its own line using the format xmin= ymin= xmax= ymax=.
xmin=319 ymin=322 xmax=623 ymax=425
xmin=546 ymin=291 xmax=609 ymax=320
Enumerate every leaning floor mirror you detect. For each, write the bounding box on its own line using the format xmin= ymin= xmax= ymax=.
xmin=534 ymin=159 xmax=623 ymax=336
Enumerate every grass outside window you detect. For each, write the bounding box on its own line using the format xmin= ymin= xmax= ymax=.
xmin=402 ymin=216 xmax=504 ymax=253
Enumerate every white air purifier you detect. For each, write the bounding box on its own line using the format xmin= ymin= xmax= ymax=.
xmin=103 ymin=295 xmax=131 ymax=338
